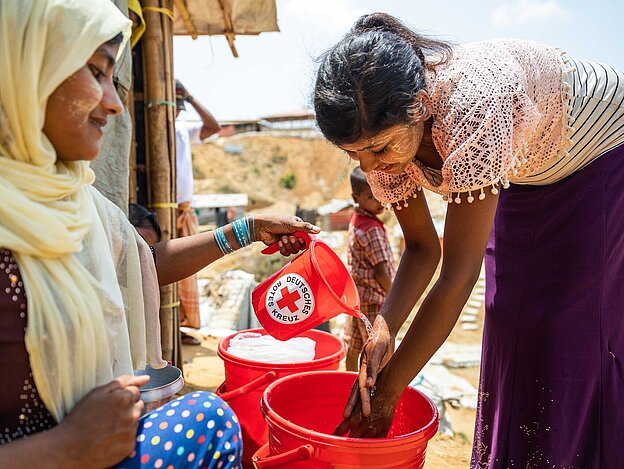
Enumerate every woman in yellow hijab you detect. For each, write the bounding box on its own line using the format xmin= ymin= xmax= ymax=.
xmin=0 ymin=0 xmax=318 ymax=466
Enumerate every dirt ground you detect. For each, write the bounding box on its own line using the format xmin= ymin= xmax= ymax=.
xmin=192 ymin=133 xmax=356 ymax=211
xmin=426 ymin=313 xmax=483 ymax=468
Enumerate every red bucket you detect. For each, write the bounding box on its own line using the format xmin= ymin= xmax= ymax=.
xmin=252 ymin=233 xmax=360 ymax=341
xmin=217 ymin=329 xmax=346 ymax=469
xmin=253 ymin=371 xmax=439 ymax=468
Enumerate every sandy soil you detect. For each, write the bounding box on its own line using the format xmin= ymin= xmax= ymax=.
xmin=192 ymin=134 xmax=356 ymax=210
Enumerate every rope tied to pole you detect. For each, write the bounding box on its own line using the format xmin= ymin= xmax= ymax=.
xmin=142 ymin=6 xmax=175 ymax=22
xmin=148 ymin=202 xmax=179 ymax=209
xmin=145 ymin=99 xmax=176 ymax=109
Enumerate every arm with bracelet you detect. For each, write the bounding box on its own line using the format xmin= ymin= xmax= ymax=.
xmin=152 ymin=213 xmax=320 ymax=286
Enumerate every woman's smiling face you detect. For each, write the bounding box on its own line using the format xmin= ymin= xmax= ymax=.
xmin=42 ymin=41 xmax=122 ymax=162
xmin=339 ymin=121 xmax=425 ymax=175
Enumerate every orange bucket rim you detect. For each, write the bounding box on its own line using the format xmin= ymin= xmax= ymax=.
xmin=261 ymin=371 xmax=439 ymax=447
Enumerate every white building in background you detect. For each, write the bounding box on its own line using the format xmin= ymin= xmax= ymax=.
xmin=193 ymin=193 xmax=249 ymax=228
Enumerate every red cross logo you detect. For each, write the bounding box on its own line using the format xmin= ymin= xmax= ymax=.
xmin=277 ymin=287 xmax=301 ymax=313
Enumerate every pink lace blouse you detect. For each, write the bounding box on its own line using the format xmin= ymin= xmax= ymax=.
xmin=368 ymin=39 xmax=576 ymax=206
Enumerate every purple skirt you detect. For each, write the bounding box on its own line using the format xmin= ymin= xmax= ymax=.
xmin=472 ymin=144 xmax=624 ymax=468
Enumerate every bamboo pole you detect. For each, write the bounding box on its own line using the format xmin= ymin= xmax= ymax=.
xmin=162 ymin=0 xmax=183 ymax=369
xmin=128 ymin=85 xmax=137 ymax=204
xmin=216 ymin=0 xmax=239 ymax=58
xmin=173 ymin=0 xmax=198 ymax=39
xmin=142 ymin=0 xmax=181 ymax=368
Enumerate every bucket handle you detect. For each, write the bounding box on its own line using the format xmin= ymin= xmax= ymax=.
xmin=219 ymin=371 xmax=277 ymax=402
xmin=260 ymin=231 xmax=314 ymax=255
xmin=253 ymin=443 xmax=314 ymax=468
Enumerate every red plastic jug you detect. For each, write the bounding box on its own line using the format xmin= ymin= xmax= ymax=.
xmin=252 ymin=232 xmax=360 ymax=340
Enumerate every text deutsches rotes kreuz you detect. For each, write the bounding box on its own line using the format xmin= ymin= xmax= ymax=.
xmin=266 ymin=273 xmax=315 ymax=324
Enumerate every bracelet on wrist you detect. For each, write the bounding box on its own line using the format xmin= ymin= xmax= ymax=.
xmin=232 ymin=217 xmax=251 ymax=249
xmin=214 ymin=227 xmax=235 ymax=255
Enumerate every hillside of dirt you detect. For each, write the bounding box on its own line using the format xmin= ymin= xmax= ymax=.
xmin=192 ymin=132 xmax=356 ymax=211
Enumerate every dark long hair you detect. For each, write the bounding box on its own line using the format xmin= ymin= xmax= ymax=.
xmin=313 ymin=13 xmax=452 ymax=145
xmin=129 ymin=203 xmax=162 ymax=242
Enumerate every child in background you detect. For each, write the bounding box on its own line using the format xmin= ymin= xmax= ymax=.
xmin=344 ymin=167 xmax=396 ymax=371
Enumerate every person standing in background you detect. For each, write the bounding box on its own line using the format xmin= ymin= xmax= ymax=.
xmin=175 ymin=80 xmax=221 ymax=344
xmin=344 ymin=167 xmax=396 ymax=371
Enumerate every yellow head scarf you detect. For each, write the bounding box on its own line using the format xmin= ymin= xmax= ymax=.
xmin=128 ymin=0 xmax=147 ymax=48
xmin=0 ymin=0 xmax=163 ymax=422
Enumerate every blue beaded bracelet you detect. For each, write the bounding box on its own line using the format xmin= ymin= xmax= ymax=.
xmin=243 ymin=215 xmax=251 ymax=244
xmin=215 ymin=227 xmax=234 ymax=255
xmin=214 ymin=228 xmax=226 ymax=255
xmin=232 ymin=217 xmax=250 ymax=249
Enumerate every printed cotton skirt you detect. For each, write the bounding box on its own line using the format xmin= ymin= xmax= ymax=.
xmin=114 ymin=391 xmax=242 ymax=469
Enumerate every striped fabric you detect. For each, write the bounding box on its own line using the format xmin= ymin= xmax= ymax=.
xmin=518 ymin=57 xmax=624 ymax=185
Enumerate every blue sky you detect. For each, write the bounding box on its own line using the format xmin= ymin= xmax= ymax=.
xmin=174 ymin=0 xmax=623 ymax=121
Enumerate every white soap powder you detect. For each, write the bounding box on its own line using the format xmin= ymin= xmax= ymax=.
xmin=227 ymin=332 xmax=316 ymax=364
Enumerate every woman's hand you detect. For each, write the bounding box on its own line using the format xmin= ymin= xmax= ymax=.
xmin=176 ymin=80 xmax=191 ymax=102
xmin=355 ymin=315 xmax=395 ymax=416
xmin=334 ymin=368 xmax=400 ymax=438
xmin=57 ymin=374 xmax=149 ymax=468
xmin=334 ymin=315 xmax=397 ymax=437
xmin=253 ymin=214 xmax=321 ymax=256
xmin=153 ymin=214 xmax=319 ymax=285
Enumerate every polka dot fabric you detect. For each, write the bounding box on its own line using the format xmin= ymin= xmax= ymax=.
xmin=114 ymin=392 xmax=242 ymax=469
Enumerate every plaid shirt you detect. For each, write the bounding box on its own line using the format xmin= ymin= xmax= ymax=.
xmin=347 ymin=208 xmax=396 ymax=306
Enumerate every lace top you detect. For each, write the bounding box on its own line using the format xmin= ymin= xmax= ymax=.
xmin=368 ymin=39 xmax=576 ymax=206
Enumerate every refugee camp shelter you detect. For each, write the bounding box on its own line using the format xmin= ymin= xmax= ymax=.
xmin=171 ymin=0 xmax=278 ymax=57
xmin=219 ymin=111 xmax=317 ymax=136
xmin=258 ymin=111 xmax=316 ymax=132
xmin=193 ymin=193 xmax=249 ymax=227
xmin=317 ymin=199 xmax=354 ymax=231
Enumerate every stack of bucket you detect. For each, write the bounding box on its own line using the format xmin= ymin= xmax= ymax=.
xmin=217 ymin=329 xmax=345 ymax=467
xmin=216 ymin=233 xmax=439 ymax=468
